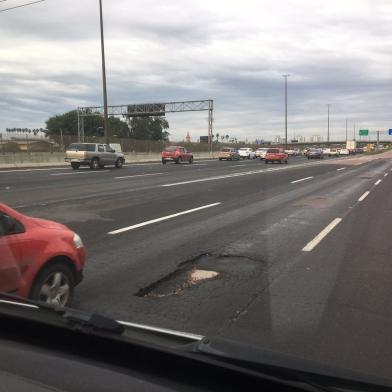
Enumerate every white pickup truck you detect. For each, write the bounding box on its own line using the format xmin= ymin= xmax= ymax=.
xmin=65 ymin=143 xmax=125 ymax=170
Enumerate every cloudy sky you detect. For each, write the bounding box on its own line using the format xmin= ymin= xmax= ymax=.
xmin=1 ymin=0 xmax=392 ymax=141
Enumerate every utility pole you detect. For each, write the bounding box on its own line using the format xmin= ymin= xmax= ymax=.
xmin=60 ymin=128 xmax=64 ymax=152
xmin=208 ymin=100 xmax=213 ymax=156
xmin=327 ymin=104 xmax=330 ymax=143
xmin=376 ymin=130 xmax=380 ymax=150
xmin=345 ymin=119 xmax=348 ymax=142
xmin=282 ymin=74 xmax=290 ymax=150
xmin=77 ymin=109 xmax=81 ymax=142
xmin=99 ymin=0 xmax=109 ymax=144
xmin=353 ymin=122 xmax=356 ymax=141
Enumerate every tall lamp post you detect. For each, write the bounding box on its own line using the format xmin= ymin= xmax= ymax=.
xmin=327 ymin=104 xmax=330 ymax=143
xmin=99 ymin=0 xmax=109 ymax=143
xmin=282 ymin=74 xmax=290 ymax=149
xmin=345 ymin=118 xmax=348 ymax=143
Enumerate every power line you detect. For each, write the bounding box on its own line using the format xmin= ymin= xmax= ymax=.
xmin=0 ymin=0 xmax=45 ymax=13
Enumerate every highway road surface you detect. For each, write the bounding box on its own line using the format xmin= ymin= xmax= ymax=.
xmin=2 ymin=153 xmax=392 ymax=378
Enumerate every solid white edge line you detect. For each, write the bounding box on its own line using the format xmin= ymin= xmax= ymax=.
xmin=108 ymin=202 xmax=221 ymax=235
xmin=302 ymin=218 xmax=342 ymax=252
xmin=115 ymin=173 xmax=164 ymax=179
xmin=358 ymin=191 xmax=370 ymax=202
xmin=337 ymin=167 xmax=346 ymax=171
xmin=375 ymin=179 xmax=382 ymax=185
xmin=384 ymin=173 xmax=389 ymax=177
xmin=290 ymin=176 xmax=313 ymax=184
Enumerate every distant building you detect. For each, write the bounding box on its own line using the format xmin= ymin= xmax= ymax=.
xmin=310 ymin=135 xmax=323 ymax=143
xmin=5 ymin=137 xmax=54 ymax=152
xmin=295 ymin=135 xmax=306 ymax=143
xmin=185 ymin=132 xmax=191 ymax=143
xmin=273 ymin=136 xmax=286 ymax=144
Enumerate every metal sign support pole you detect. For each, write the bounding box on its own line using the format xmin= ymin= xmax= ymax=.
xmin=208 ymin=100 xmax=213 ymax=156
xmin=77 ymin=109 xmax=81 ymax=142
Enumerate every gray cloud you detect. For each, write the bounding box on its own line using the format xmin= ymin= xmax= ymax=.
xmin=1 ymin=0 xmax=392 ymax=141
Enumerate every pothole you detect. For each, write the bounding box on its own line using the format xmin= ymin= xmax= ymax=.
xmin=135 ymin=253 xmax=262 ymax=299
xmin=190 ymin=269 xmax=219 ymax=282
xmin=137 ymin=266 xmax=220 ymax=298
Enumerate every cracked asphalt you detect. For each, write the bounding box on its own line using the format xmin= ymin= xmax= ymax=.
xmin=2 ymin=152 xmax=392 ymax=378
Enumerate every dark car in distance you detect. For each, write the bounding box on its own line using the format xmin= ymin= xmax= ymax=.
xmin=307 ymin=148 xmax=324 ymax=159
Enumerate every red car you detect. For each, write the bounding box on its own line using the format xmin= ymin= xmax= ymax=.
xmin=0 ymin=203 xmax=85 ymax=307
xmin=161 ymin=146 xmax=193 ymax=164
xmin=265 ymin=148 xmax=288 ymax=164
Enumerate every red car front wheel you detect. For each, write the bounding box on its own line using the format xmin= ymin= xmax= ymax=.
xmin=30 ymin=262 xmax=75 ymax=307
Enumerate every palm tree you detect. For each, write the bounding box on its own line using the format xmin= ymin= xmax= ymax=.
xmin=221 ymin=135 xmax=225 ymax=142
xmin=225 ymin=134 xmax=229 ymax=141
xmin=215 ymin=132 xmax=220 ymax=142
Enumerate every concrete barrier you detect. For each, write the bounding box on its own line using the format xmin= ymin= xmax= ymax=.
xmin=0 ymin=151 xmax=219 ymax=169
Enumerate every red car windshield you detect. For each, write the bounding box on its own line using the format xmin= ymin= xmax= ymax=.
xmin=164 ymin=146 xmax=177 ymax=152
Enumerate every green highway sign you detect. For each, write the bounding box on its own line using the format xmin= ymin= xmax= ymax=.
xmin=359 ymin=129 xmax=369 ymax=136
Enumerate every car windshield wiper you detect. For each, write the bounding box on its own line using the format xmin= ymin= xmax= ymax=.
xmin=1 ymin=292 xmax=391 ymax=391
xmin=184 ymin=337 xmax=392 ymax=392
xmin=0 ymin=291 xmax=124 ymax=334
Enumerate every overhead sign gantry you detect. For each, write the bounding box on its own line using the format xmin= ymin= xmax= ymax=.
xmin=77 ymin=99 xmax=214 ymax=149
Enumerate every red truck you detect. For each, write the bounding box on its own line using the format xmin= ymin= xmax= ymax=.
xmin=265 ymin=148 xmax=288 ymax=164
xmin=161 ymin=146 xmax=194 ymax=164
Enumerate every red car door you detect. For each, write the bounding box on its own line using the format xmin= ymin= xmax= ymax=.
xmin=179 ymin=147 xmax=187 ymax=160
xmin=0 ymin=211 xmax=24 ymax=293
xmin=185 ymin=148 xmax=192 ymax=161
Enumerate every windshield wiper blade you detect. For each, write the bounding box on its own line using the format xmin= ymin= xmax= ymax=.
xmin=185 ymin=337 xmax=392 ymax=392
xmin=0 ymin=291 xmax=124 ymax=335
xmin=62 ymin=309 xmax=124 ymax=334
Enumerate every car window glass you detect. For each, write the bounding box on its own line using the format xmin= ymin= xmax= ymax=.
xmin=98 ymin=145 xmax=105 ymax=153
xmin=0 ymin=211 xmax=6 ymax=236
xmin=67 ymin=144 xmax=95 ymax=152
xmin=0 ymin=211 xmax=25 ymax=236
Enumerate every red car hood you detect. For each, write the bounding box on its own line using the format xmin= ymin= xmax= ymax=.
xmin=29 ymin=217 xmax=69 ymax=231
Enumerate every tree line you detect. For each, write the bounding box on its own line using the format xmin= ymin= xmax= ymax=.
xmin=44 ymin=110 xmax=170 ymax=141
xmin=214 ymin=133 xmax=237 ymax=143
xmin=6 ymin=128 xmax=45 ymax=135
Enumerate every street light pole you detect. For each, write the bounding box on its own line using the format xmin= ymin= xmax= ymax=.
xmin=345 ymin=118 xmax=348 ymax=143
xmin=283 ymin=74 xmax=290 ymax=150
xmin=99 ymin=0 xmax=109 ymax=143
xmin=327 ymin=104 xmax=330 ymax=143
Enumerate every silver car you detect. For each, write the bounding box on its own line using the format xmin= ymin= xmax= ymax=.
xmin=65 ymin=143 xmax=125 ymax=170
